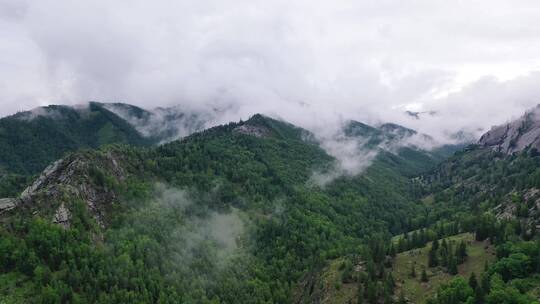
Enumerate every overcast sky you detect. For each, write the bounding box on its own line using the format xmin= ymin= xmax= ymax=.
xmin=2 ymin=0 xmax=540 ymax=139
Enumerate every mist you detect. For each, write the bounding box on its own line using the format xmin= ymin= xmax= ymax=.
xmin=132 ymin=183 xmax=247 ymax=270
xmin=2 ymin=0 xmax=540 ymax=144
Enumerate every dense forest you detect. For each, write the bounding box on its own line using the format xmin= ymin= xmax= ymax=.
xmin=0 ymin=111 xmax=538 ymax=303
xmin=0 ymin=102 xmax=207 ymax=198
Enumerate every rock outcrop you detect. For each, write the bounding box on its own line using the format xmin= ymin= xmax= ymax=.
xmin=493 ymin=189 xmax=540 ymax=232
xmin=479 ymin=105 xmax=540 ymax=154
xmin=0 ymin=198 xmax=19 ymax=215
xmin=234 ymin=124 xmax=271 ymax=138
xmin=1 ymin=150 xmax=128 ymax=228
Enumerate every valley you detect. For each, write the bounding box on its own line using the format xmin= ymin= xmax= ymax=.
xmin=0 ymin=104 xmax=538 ymax=303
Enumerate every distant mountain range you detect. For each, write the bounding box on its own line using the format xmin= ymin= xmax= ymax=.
xmin=0 ymin=102 xmax=468 ymax=197
xmin=0 ymin=102 xmax=208 ymax=176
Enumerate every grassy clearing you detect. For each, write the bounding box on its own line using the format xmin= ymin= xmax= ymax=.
xmin=318 ymin=258 xmax=359 ymax=304
xmin=392 ymin=233 xmax=496 ymax=303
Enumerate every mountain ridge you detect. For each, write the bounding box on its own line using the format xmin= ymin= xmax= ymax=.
xmin=479 ymin=104 xmax=540 ymax=154
xmin=2 ymin=105 xmax=538 ymax=303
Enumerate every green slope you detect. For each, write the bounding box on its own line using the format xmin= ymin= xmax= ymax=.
xmin=0 ymin=102 xmax=159 ymax=197
xmin=0 ymin=102 xmax=152 ymax=176
xmin=0 ymin=114 xmax=452 ymax=303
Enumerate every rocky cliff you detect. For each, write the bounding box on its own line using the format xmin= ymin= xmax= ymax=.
xmin=479 ymin=105 xmax=540 ymax=154
xmin=0 ymin=149 xmax=134 ymax=229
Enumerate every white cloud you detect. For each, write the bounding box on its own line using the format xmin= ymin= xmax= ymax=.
xmin=1 ymin=0 xmax=540 ymax=141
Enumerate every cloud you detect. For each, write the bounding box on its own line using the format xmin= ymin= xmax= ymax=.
xmin=310 ymin=129 xmax=379 ymax=186
xmin=1 ymin=0 xmax=540 ymax=142
xmin=148 ymin=183 xmax=246 ymax=265
xmin=102 ymin=103 xmax=212 ymax=143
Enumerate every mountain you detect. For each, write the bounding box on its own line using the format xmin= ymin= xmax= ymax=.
xmin=391 ymin=107 xmax=540 ymax=303
xmin=343 ymin=120 xmax=463 ymax=173
xmin=101 ymin=103 xmax=210 ymax=143
xmin=294 ymin=108 xmax=540 ymax=303
xmin=0 ymin=102 xmax=150 ymax=175
xmin=479 ymin=105 xmax=540 ymax=154
xmin=0 ymin=102 xmax=209 ymax=197
xmin=405 ymin=110 xmax=437 ymax=120
xmin=344 ymin=120 xmax=419 ymax=146
xmin=0 ymin=113 xmax=456 ymax=303
xmin=1 ymin=106 xmax=538 ymax=303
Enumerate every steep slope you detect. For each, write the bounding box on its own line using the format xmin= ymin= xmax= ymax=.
xmin=0 ymin=114 xmax=452 ymax=303
xmin=390 ymin=105 xmax=540 ymax=217
xmin=0 ymin=102 xmax=209 ymax=197
xmin=0 ymin=102 xmax=150 ymax=176
xmin=102 ymin=103 xmax=209 ymax=143
xmin=479 ymin=104 xmax=540 ymax=154
xmin=387 ymin=107 xmax=540 ymax=303
xmin=343 ymin=120 xmax=462 ymax=176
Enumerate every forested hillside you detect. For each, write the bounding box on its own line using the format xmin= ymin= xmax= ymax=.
xmin=0 ymin=113 xmax=452 ymax=303
xmin=0 ymin=109 xmax=538 ymax=303
xmin=387 ymin=108 xmax=540 ymax=303
xmin=0 ymin=102 xmax=207 ymax=198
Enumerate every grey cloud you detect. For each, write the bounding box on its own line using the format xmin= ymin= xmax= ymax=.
xmin=1 ymin=0 xmax=540 ymax=144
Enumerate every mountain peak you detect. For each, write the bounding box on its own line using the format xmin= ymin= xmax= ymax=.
xmin=235 ymin=114 xmax=307 ymax=140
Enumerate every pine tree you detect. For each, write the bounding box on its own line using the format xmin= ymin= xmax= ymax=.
xmin=385 ymin=273 xmax=395 ymax=291
xmin=474 ymin=284 xmax=484 ymax=304
xmin=397 ymin=237 xmax=406 ymax=253
xmin=389 ymin=244 xmax=396 ymax=257
xmin=441 ymin=239 xmax=448 ymax=251
xmin=378 ymin=263 xmax=386 ymax=279
xmin=468 ymin=272 xmax=478 ymax=290
xmin=531 ymin=223 xmax=537 ymax=238
xmin=428 ymin=247 xmax=438 ymax=267
xmin=432 ymin=239 xmax=439 ymax=251
xmin=480 ymin=272 xmax=490 ymax=294
xmin=410 ymin=263 xmax=416 ymax=278
xmin=421 ymin=269 xmax=428 ymax=282
xmin=357 ymin=284 xmax=364 ymax=304
xmin=440 ymin=239 xmax=449 ymax=267
xmin=383 ymin=293 xmax=393 ymax=304
xmin=365 ymin=281 xmax=377 ymax=304
xmin=448 ymin=257 xmax=458 ymax=275
xmin=456 ymin=241 xmax=467 ymax=264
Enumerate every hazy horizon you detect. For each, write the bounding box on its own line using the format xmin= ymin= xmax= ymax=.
xmin=2 ymin=0 xmax=540 ymax=141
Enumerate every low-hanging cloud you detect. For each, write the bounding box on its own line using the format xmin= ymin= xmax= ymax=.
xmin=145 ymin=183 xmax=246 ymax=265
xmin=102 ymin=103 xmax=212 ymax=143
xmin=310 ymin=130 xmax=379 ymax=186
xmin=2 ymin=0 xmax=540 ymax=144
xmin=308 ymin=119 xmax=442 ymax=186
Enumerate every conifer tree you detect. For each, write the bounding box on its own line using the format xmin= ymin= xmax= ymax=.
xmin=428 ymin=247 xmax=438 ymax=267
xmin=421 ymin=269 xmax=428 ymax=282
xmin=468 ymin=272 xmax=478 ymax=290
xmin=432 ymin=239 xmax=439 ymax=251
xmin=456 ymin=241 xmax=467 ymax=264
xmin=448 ymin=257 xmax=458 ymax=275
xmin=357 ymin=285 xmax=364 ymax=304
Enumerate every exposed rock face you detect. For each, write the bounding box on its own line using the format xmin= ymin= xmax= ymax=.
xmin=479 ymin=105 xmax=540 ymax=154
xmin=234 ymin=124 xmax=270 ymax=138
xmin=493 ymin=189 xmax=540 ymax=230
xmin=3 ymin=151 xmax=128 ymax=228
xmin=0 ymin=198 xmax=19 ymax=214
xmin=53 ymin=203 xmax=71 ymax=228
